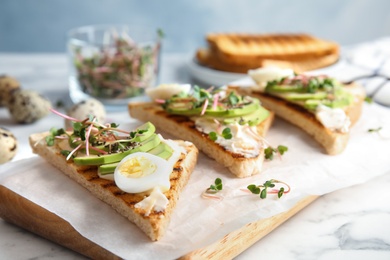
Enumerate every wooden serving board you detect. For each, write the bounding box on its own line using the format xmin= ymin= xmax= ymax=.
xmin=0 ymin=185 xmax=317 ymax=259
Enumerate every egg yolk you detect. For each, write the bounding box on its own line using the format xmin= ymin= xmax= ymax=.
xmin=119 ymin=156 xmax=157 ymax=178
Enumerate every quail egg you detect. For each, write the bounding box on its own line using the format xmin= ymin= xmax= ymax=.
xmin=0 ymin=127 xmax=18 ymax=164
xmin=0 ymin=75 xmax=21 ymax=107
xmin=65 ymin=98 xmax=106 ymax=129
xmin=6 ymin=89 xmax=52 ymax=124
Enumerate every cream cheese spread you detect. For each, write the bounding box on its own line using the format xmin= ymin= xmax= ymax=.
xmin=315 ymin=104 xmax=351 ymax=133
xmin=135 ymin=187 xmax=169 ymax=216
xmin=193 ymin=117 xmax=263 ymax=158
xmin=132 ymin=138 xmax=192 ymax=215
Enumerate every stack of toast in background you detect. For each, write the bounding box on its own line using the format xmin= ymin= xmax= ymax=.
xmin=196 ymin=33 xmax=340 ymax=73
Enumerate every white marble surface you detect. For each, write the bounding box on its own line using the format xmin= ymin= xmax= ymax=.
xmin=0 ymin=53 xmax=390 ymax=260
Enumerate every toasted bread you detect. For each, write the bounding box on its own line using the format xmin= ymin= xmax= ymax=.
xmin=195 ymin=33 xmax=339 ymax=73
xmin=29 ymin=132 xmax=198 ymax=241
xmin=207 ymin=33 xmax=339 ymax=63
xmin=128 ymin=102 xmax=274 ymax=178
xmin=229 ymin=83 xmax=365 ymax=155
xmin=196 ymin=48 xmax=256 ymax=73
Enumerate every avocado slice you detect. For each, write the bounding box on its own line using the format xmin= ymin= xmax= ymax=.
xmin=73 ymin=148 xmax=134 ymax=166
xmin=304 ymin=99 xmax=322 ymax=110
xmin=74 ymin=133 xmax=161 ymax=166
xmin=97 ymin=142 xmax=174 ymax=175
xmin=148 ymin=142 xmax=174 ymax=160
xmin=130 ymin=122 xmax=156 ymax=142
xmin=98 ymin=162 xmax=119 ymax=175
xmin=304 ymin=96 xmax=353 ymax=111
xmin=166 ymin=97 xmax=262 ymax=118
xmin=266 ymin=84 xmax=305 ymax=93
xmin=166 ymin=106 xmax=203 ymax=116
xmin=284 ymin=92 xmax=328 ymax=101
xmin=205 ymin=99 xmax=261 ymax=118
xmin=222 ymin=106 xmax=270 ymax=126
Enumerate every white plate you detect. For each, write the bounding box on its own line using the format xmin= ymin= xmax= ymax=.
xmin=187 ymin=59 xmax=246 ymax=87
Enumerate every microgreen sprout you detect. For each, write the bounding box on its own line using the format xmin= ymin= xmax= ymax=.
xmin=209 ymin=131 xmax=218 ymax=141
xmin=209 ymin=128 xmax=233 ymax=141
xmin=264 ymin=145 xmax=288 ymax=160
xmin=368 ymin=127 xmax=382 ymax=133
xmin=45 ymin=127 xmax=66 ymax=146
xmin=202 ymin=178 xmax=224 ymax=201
xmin=60 ymin=150 xmax=72 ymax=157
xmin=130 ymin=129 xmax=148 ymax=139
xmin=222 ymin=128 xmax=232 ymax=139
xmin=227 ymin=91 xmax=239 ymax=106
xmin=364 ymin=96 xmax=373 ymax=104
xmin=45 ymin=108 xmax=140 ymax=160
xmin=208 ymin=178 xmax=223 ymax=193
xmin=367 ymin=126 xmax=390 ymax=139
xmin=55 ymin=100 xmax=65 ymax=108
xmin=247 ymin=179 xmax=290 ymax=199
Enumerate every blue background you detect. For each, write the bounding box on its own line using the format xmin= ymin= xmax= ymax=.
xmin=1 ymin=0 xmax=390 ymax=54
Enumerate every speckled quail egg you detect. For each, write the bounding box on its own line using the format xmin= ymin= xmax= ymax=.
xmin=65 ymin=98 xmax=106 ymax=129
xmin=0 ymin=75 xmax=21 ymax=107
xmin=6 ymin=89 xmax=52 ymax=124
xmin=0 ymin=127 xmax=18 ymax=164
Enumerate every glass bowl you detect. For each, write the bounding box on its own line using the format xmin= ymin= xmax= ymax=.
xmin=67 ymin=24 xmax=162 ymax=108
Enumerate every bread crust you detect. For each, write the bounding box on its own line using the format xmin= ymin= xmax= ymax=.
xmin=128 ymin=103 xmax=274 ymax=178
xmin=29 ymin=132 xmax=199 ymax=241
xmin=230 ymin=83 xmax=365 ymax=155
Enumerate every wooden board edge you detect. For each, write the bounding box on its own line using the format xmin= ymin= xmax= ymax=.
xmin=180 ymin=195 xmax=319 ymax=259
xmin=0 ymin=185 xmax=121 ymax=260
xmin=0 ymin=184 xmax=318 ymax=259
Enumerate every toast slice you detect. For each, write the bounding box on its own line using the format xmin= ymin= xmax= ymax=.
xmin=229 ymin=74 xmax=365 ymax=155
xmin=207 ymin=33 xmax=339 ymax=64
xmin=129 ymin=102 xmax=274 ymax=178
xmin=195 ymin=33 xmax=339 ymax=73
xmin=29 ymin=125 xmax=198 ymax=241
xmin=196 ymin=47 xmax=339 ymax=74
xmin=196 ymin=48 xmax=256 ymax=73
xmin=128 ymin=85 xmax=274 ymax=178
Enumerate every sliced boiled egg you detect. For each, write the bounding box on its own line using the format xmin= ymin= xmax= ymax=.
xmin=248 ymin=67 xmax=294 ymax=85
xmin=114 ymin=152 xmax=171 ymax=194
xmin=146 ymin=83 xmax=191 ymax=101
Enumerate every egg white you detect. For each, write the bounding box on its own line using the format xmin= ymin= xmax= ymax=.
xmin=248 ymin=67 xmax=294 ymax=85
xmin=114 ymin=152 xmax=171 ymax=194
xmin=146 ymin=83 xmax=191 ymax=100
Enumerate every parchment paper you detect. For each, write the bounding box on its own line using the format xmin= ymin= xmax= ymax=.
xmin=2 ymin=37 xmax=390 ymax=259
xmin=1 ymin=101 xmax=390 ymax=259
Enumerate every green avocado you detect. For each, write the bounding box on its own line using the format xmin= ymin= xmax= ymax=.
xmin=205 ymin=99 xmax=261 ymax=118
xmin=284 ymin=92 xmax=328 ymax=101
xmin=148 ymin=142 xmax=174 ymax=160
xmin=74 ymin=148 xmax=133 ymax=166
xmin=166 ymin=106 xmax=203 ymax=116
xmin=266 ymin=84 xmax=305 ymax=93
xmin=222 ymin=106 xmax=270 ymax=126
xmin=97 ymin=141 xmax=174 ymax=175
xmin=130 ymin=122 xmax=156 ymax=142
xmin=74 ymin=133 xmax=161 ymax=166
xmin=98 ymin=162 xmax=119 ymax=175
xmin=166 ymin=97 xmax=261 ymax=118
xmin=304 ymin=95 xmax=354 ymax=111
